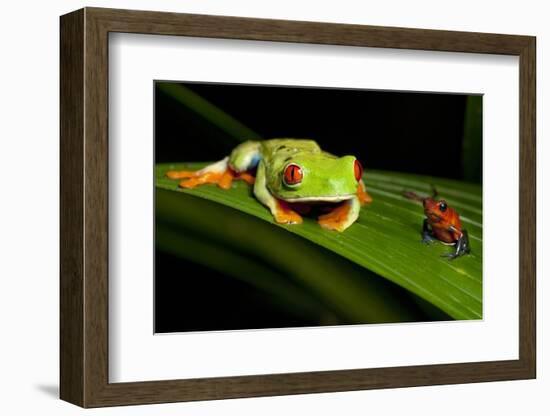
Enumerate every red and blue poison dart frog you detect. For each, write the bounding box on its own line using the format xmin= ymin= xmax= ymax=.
xmin=404 ymin=188 xmax=471 ymax=260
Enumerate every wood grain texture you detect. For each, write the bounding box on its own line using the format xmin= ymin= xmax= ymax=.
xmin=59 ymin=7 xmax=537 ymax=408
xmin=88 ymin=7 xmax=532 ymax=54
xmin=83 ymin=10 xmax=110 ymax=406
xmin=59 ymin=8 xmax=84 ymax=407
xmin=518 ymin=38 xmax=536 ymax=376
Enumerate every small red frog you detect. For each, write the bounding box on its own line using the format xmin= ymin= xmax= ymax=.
xmin=404 ymin=188 xmax=470 ymax=260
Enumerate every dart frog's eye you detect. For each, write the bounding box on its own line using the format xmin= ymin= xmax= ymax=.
xmin=354 ymin=159 xmax=363 ymax=181
xmin=439 ymin=201 xmax=448 ymax=212
xmin=283 ymin=164 xmax=303 ymax=186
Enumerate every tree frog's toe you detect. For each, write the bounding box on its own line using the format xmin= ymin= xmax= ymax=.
xmin=165 ymin=170 xmax=196 ymax=180
xmin=218 ymin=170 xmax=235 ymax=190
xmin=274 ymin=200 xmax=303 ymax=225
xmin=177 ymin=171 xmax=226 ymax=189
xmin=237 ymin=172 xmax=256 ymax=185
xmin=275 ymin=212 xmax=303 ymax=225
xmin=357 ymin=183 xmax=373 ymax=205
xmin=318 ymin=199 xmax=359 ymax=232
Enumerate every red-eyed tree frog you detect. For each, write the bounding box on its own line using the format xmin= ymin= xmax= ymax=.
xmin=166 ymin=139 xmax=372 ymax=232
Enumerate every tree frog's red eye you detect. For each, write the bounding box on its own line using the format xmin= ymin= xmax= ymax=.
xmin=354 ymin=159 xmax=363 ymax=181
xmin=283 ymin=164 xmax=303 ymax=186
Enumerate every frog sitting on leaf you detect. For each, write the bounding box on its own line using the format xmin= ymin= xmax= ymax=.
xmin=166 ymin=139 xmax=372 ymax=232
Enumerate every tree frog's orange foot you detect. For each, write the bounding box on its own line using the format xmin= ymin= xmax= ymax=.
xmin=178 ymin=171 xmax=226 ymax=189
xmin=357 ymin=183 xmax=372 ymax=205
xmin=217 ymin=169 xmax=235 ymax=190
xmin=317 ymin=201 xmax=352 ymax=232
xmin=236 ymin=171 xmax=255 ymax=185
xmin=167 ymin=166 xmax=255 ymax=190
xmin=165 ymin=170 xmax=196 ymax=180
xmin=274 ymin=200 xmax=303 ymax=225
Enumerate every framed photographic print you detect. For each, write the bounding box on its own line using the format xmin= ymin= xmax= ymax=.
xmin=60 ymin=7 xmax=536 ymax=408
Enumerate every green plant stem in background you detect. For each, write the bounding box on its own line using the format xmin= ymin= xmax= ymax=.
xmin=156 ymin=164 xmax=482 ymax=320
xmin=462 ymin=95 xmax=483 ymax=183
xmin=157 ymin=83 xmax=259 ymax=143
xmin=156 ymin=224 xmax=334 ymax=322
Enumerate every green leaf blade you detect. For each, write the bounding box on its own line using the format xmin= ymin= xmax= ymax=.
xmin=156 ymin=163 xmax=482 ymax=320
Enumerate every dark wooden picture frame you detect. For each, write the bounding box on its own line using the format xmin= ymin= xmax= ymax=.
xmin=60 ymin=7 xmax=536 ymax=408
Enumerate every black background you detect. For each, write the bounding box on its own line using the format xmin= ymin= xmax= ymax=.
xmin=155 ymin=83 xmax=473 ymax=179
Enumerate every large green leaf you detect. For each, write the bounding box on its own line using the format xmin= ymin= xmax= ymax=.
xmin=156 ymin=163 xmax=482 ymax=320
xmin=156 ymin=190 xmax=427 ymax=325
